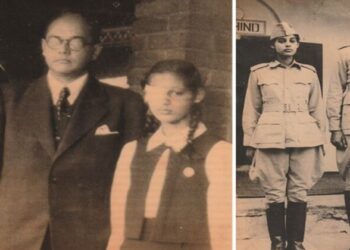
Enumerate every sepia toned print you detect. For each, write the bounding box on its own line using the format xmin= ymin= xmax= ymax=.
xmin=108 ymin=59 xmax=231 ymax=250
xmin=237 ymin=0 xmax=350 ymax=249
xmin=0 ymin=1 xmax=232 ymax=250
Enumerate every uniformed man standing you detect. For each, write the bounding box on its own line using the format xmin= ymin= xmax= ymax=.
xmin=243 ymin=22 xmax=326 ymax=250
xmin=326 ymin=45 xmax=350 ymax=229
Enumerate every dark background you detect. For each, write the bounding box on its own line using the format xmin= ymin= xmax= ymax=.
xmin=0 ymin=0 xmax=136 ymax=81
xmin=236 ymin=36 xmax=323 ymax=165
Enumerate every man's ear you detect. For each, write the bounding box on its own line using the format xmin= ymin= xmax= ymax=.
xmin=194 ymin=88 xmax=205 ymax=103
xmin=92 ymin=43 xmax=103 ymax=60
xmin=270 ymin=44 xmax=275 ymax=50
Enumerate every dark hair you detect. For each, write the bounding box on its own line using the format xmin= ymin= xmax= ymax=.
xmin=142 ymin=59 xmax=204 ymax=145
xmin=141 ymin=59 xmax=204 ymax=94
xmin=43 ymin=9 xmax=101 ymax=44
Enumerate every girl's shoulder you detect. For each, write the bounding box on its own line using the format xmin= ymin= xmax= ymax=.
xmin=204 ymin=140 xmax=231 ymax=183
xmin=190 ymin=131 xmax=231 ymax=158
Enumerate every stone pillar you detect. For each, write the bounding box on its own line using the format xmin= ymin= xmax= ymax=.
xmin=129 ymin=0 xmax=231 ymax=140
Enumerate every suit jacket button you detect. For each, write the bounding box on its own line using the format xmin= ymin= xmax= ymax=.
xmin=51 ymin=177 xmax=58 ymax=183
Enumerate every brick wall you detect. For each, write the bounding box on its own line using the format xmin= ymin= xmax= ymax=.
xmin=129 ymin=0 xmax=232 ymax=141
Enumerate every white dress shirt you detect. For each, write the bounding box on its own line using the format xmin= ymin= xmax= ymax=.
xmin=47 ymin=71 xmax=88 ymax=105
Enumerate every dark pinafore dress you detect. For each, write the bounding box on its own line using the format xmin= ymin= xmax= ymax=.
xmin=121 ymin=131 xmax=220 ymax=250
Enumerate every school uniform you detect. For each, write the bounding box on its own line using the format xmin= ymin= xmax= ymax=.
xmin=109 ymin=123 xmax=231 ymax=250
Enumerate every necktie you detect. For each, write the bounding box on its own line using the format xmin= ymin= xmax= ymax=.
xmin=56 ymin=87 xmax=70 ymax=120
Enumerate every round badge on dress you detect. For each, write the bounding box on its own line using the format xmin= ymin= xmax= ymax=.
xmin=183 ymin=167 xmax=195 ymax=177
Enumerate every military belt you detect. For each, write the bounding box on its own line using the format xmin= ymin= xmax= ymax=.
xmin=263 ymin=103 xmax=308 ymax=112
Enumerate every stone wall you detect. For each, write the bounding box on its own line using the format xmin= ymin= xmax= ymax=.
xmin=128 ymin=0 xmax=232 ymax=141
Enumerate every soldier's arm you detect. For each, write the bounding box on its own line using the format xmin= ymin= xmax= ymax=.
xmin=308 ymin=72 xmax=326 ymax=138
xmin=327 ymin=49 xmax=348 ymax=132
xmin=242 ymin=69 xmax=262 ymax=147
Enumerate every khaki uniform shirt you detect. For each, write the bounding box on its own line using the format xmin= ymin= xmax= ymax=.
xmin=243 ymin=60 xmax=326 ymax=149
xmin=327 ymin=46 xmax=350 ymax=134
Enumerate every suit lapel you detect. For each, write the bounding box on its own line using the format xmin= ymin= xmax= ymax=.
xmin=54 ymin=76 xmax=108 ymax=160
xmin=29 ymin=76 xmax=56 ymax=159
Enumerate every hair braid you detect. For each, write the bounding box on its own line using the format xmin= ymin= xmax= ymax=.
xmin=186 ymin=104 xmax=201 ymax=145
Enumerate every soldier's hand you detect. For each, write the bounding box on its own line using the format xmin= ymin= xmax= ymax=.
xmin=331 ymin=131 xmax=348 ymax=150
xmin=245 ymin=147 xmax=256 ymax=162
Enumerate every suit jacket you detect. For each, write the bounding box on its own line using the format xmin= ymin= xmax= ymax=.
xmin=0 ymin=75 xmax=145 ymax=250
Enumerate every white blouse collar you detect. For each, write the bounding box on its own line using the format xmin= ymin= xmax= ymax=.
xmin=147 ymin=122 xmax=207 ymax=152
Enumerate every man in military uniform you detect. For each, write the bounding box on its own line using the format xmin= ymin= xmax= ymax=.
xmin=243 ymin=22 xmax=326 ymax=250
xmin=327 ymin=45 xmax=350 ymax=228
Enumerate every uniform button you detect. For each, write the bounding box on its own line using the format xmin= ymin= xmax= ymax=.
xmin=51 ymin=177 xmax=58 ymax=183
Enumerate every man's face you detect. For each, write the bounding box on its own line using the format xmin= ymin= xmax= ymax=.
xmin=42 ymin=14 xmax=101 ymax=78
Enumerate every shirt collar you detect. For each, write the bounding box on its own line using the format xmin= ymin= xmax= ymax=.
xmin=269 ymin=60 xmax=301 ymax=69
xmin=47 ymin=71 xmax=88 ymax=105
xmin=147 ymin=122 xmax=207 ymax=152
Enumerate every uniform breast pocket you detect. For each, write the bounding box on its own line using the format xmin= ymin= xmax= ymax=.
xmin=258 ymin=81 xmax=281 ymax=101
xmin=292 ymin=81 xmax=311 ymax=100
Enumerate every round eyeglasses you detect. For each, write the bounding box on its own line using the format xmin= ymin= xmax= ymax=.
xmin=45 ymin=36 xmax=92 ymax=52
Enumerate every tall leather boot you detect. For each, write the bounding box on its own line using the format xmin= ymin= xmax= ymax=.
xmin=266 ymin=202 xmax=286 ymax=250
xmin=345 ymin=191 xmax=350 ymax=225
xmin=286 ymin=201 xmax=307 ymax=250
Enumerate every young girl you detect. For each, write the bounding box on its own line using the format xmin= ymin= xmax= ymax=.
xmin=107 ymin=59 xmax=231 ymax=250
xmin=243 ymin=22 xmax=325 ymax=250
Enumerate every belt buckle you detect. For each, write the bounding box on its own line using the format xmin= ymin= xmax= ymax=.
xmin=296 ymin=104 xmax=301 ymax=112
xmin=284 ymin=104 xmax=290 ymax=112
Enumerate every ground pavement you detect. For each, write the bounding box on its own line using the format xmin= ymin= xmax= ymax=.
xmin=236 ymin=195 xmax=350 ymax=250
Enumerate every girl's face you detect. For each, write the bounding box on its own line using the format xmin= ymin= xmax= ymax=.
xmin=272 ymin=35 xmax=299 ymax=57
xmin=145 ymin=72 xmax=201 ymax=126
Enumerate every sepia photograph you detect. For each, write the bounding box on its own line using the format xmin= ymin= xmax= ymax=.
xmin=236 ymin=0 xmax=350 ymax=249
xmin=0 ymin=0 xmax=232 ymax=250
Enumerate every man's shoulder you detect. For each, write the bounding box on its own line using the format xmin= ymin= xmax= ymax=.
xmin=339 ymin=45 xmax=350 ymax=51
xmin=0 ymin=77 xmax=41 ymax=104
xmin=97 ymin=80 xmax=143 ymax=102
xmin=338 ymin=45 xmax=350 ymax=59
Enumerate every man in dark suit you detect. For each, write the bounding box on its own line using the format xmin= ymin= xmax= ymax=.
xmin=0 ymin=10 xmax=145 ymax=250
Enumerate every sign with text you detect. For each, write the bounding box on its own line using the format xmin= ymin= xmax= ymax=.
xmin=236 ymin=19 xmax=266 ymax=36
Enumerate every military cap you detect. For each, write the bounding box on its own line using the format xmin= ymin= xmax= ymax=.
xmin=270 ymin=22 xmax=299 ymax=40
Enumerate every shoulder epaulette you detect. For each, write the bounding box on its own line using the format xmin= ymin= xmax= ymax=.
xmin=299 ymin=63 xmax=316 ymax=73
xmin=250 ymin=63 xmax=269 ymax=72
xmin=339 ymin=45 xmax=350 ymax=50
